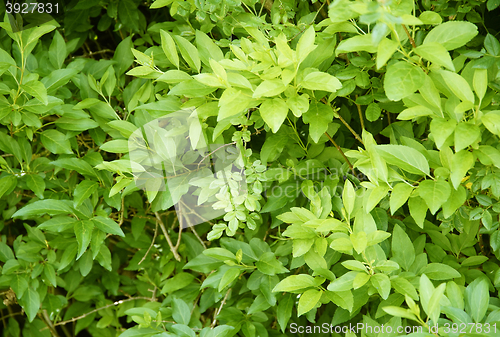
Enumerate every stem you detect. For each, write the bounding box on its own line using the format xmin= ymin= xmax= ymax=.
xmin=138 ymin=221 xmax=158 ymax=265
xmin=354 ymin=96 xmax=365 ymax=131
xmin=155 ymin=212 xmax=182 ymax=261
xmin=211 ymin=288 xmax=231 ymax=328
xmin=402 ymin=24 xmax=416 ymax=49
xmin=324 ymin=132 xmax=355 ymax=175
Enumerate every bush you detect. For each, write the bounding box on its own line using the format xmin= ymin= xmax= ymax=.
xmin=1 ymin=0 xmax=500 ymax=336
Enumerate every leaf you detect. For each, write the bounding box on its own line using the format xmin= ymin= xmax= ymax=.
xmin=118 ymin=0 xmax=140 ymax=32
xmin=427 ymin=283 xmax=446 ymax=323
xmin=18 ymin=287 xmax=40 ymax=322
xmin=260 ymin=98 xmax=288 ymax=133
xmin=336 ymin=34 xmax=377 ymax=54
xmin=437 ymin=69 xmax=475 ymax=104
xmin=172 ymin=298 xmax=191 ymax=325
xmin=277 ymin=294 xmax=294 ymax=332
xmin=92 ymin=216 xmax=125 ymax=237
xmin=390 ymin=183 xmax=413 ymax=215
xmin=74 ymin=220 xmax=95 ymax=260
xmin=342 ymin=180 xmax=356 ymax=217
xmin=218 ymin=88 xmax=251 ymax=121
xmin=391 ymin=225 xmax=415 ymax=271
xmin=73 ymin=181 xmax=98 ymax=207
xmin=376 ymin=38 xmax=399 ymax=69
xmin=49 ymin=31 xmax=67 ymax=69
xmin=408 ymin=196 xmax=427 ymax=228
xmin=430 ymin=118 xmax=456 ymax=149
xmin=423 ymin=21 xmax=478 ymax=50
xmin=384 ymin=62 xmax=425 ymax=101
xmin=160 ymin=30 xmax=179 ymax=68
xmin=484 ymin=33 xmax=500 ymax=56
xmin=414 ymin=42 xmax=455 ymax=71
xmin=196 ymin=30 xmax=224 ymax=65
xmin=218 ymin=268 xmax=240 ymax=292
xmin=21 ymin=80 xmax=48 ymax=105
xmin=100 ymin=140 xmax=129 ymax=153
xmin=253 ymin=80 xmax=286 ymax=98
xmin=366 ymin=103 xmax=381 ymax=122
xmin=273 ymin=274 xmax=315 ymax=292
xmin=13 ymin=200 xmax=73 ymax=218
xmin=40 ymin=130 xmax=72 ymax=154
xmin=465 ymin=277 xmax=489 ymax=323
xmin=371 ymin=273 xmax=391 ymax=300
xmin=473 ymin=69 xmax=488 ymax=101
xmin=421 ymin=263 xmax=461 ymax=280
xmin=377 ymin=145 xmax=430 ymax=176
xmin=482 ymin=111 xmax=500 ymax=136
xmin=301 ymin=72 xmax=342 ymax=92
xmin=418 ymin=180 xmax=451 ymax=215
xmin=25 ymin=174 xmax=45 ymax=199
xmin=303 ymin=101 xmax=333 ymax=143
xmin=442 ymin=185 xmax=466 ymax=218
xmin=296 ymin=26 xmax=316 ymax=63
xmin=450 ymin=150 xmax=474 ymax=189
xmin=454 ymin=122 xmax=480 ymax=152
xmin=397 ymin=105 xmax=435 ymax=120
xmin=297 ymin=289 xmax=322 ymax=316
xmin=256 ymin=252 xmax=289 ymax=275
xmin=382 ymin=306 xmax=418 ymax=321
xmin=173 ymin=35 xmax=201 ymax=73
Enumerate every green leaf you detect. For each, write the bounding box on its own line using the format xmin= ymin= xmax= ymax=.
xmin=454 ymin=122 xmax=480 ymax=152
xmin=397 ymin=105 xmax=435 ymax=120
xmin=196 ymin=30 xmax=224 ymax=65
xmin=366 ymin=103 xmax=381 ymax=122
xmin=13 ymin=200 xmax=73 ymax=218
xmin=173 ymin=35 xmax=201 ymax=73
xmin=18 ymin=287 xmax=40 ymax=322
xmin=421 ymin=263 xmax=461 ymax=280
xmin=465 ymin=277 xmax=489 ymax=323
xmin=301 ymin=72 xmax=342 ymax=92
xmin=21 ymin=80 xmax=48 ymax=105
xmin=473 ymin=69 xmax=488 ymax=101
xmin=371 ymin=273 xmax=391 ymax=300
xmin=450 ymin=150 xmax=474 ymax=189
xmin=418 ymin=180 xmax=451 ymax=215
xmin=218 ymin=268 xmax=240 ymax=292
xmin=414 ymin=42 xmax=455 ymax=71
xmin=0 ymin=175 xmax=16 ymax=199
xmin=430 ymin=118 xmax=456 ymax=149
xmin=160 ymin=30 xmax=179 ymax=69
xmin=100 ymin=140 xmax=129 ymax=153
xmin=79 ymin=250 xmax=93 ymax=277
xmin=336 ymin=34 xmax=377 ymax=54
xmin=303 ymin=101 xmax=333 ymax=143
xmin=442 ymin=185 xmax=466 ymax=218
xmin=273 ymin=274 xmax=315 ymax=292
xmin=377 ymin=145 xmax=430 ymax=176
xmin=384 ymin=62 xmax=425 ymax=101
xmin=382 ymin=306 xmax=418 ymax=321
xmin=40 ymin=130 xmax=73 ymax=154
xmin=277 ymin=294 xmax=294 ymax=332
xmin=11 ymin=274 xmax=29 ymax=299
xmin=43 ymin=264 xmax=57 ymax=287
xmin=55 ymin=117 xmax=99 ymax=132
xmin=218 ymin=88 xmax=251 ymax=120
xmin=25 ymin=174 xmax=45 ymax=199
xmin=408 ymin=196 xmax=427 ymax=228
xmin=297 ymin=289 xmax=322 ymax=316
xmin=118 ymin=0 xmax=140 ymax=32
xmin=256 ymin=252 xmax=289 ymax=275
xmin=162 ymin=273 xmax=196 ymax=293
xmin=253 ymin=80 xmax=286 ymax=98
xmin=92 ymin=216 xmax=125 ymax=237
xmin=73 ymin=181 xmax=98 ymax=207
xmin=296 ymin=26 xmax=316 ymax=63
xmin=391 ymin=225 xmax=415 ymax=271
xmin=49 ymin=31 xmax=67 ymax=69
xmin=390 ymin=183 xmax=414 ymax=215
xmin=342 ymin=180 xmax=356 ymax=217
xmin=423 ymin=21 xmax=478 ymax=50
xmin=172 ymin=298 xmax=191 ymax=325
xmin=260 ymin=98 xmax=288 ymax=133
xmin=437 ymin=70 xmax=475 ymax=104
xmin=482 ymin=111 xmax=500 ymax=136
xmin=74 ymin=220 xmax=95 ymax=260
xmin=426 ymin=283 xmax=446 ymax=323
xmin=376 ymin=38 xmax=399 ymax=69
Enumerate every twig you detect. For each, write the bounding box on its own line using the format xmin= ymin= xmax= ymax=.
xmin=39 ymin=310 xmax=60 ymax=337
xmin=210 ymin=288 xmax=231 ymax=329
xmin=47 ymin=297 xmax=154 ymax=329
xmin=387 ymin=110 xmax=391 ymax=125
xmin=324 ymin=132 xmax=356 ymax=175
xmin=155 ymin=212 xmax=182 ymax=261
xmin=354 ymin=96 xmax=365 ymax=131
xmin=138 ymin=221 xmax=158 ymax=265
xmin=198 ymin=142 xmax=237 ymax=169
xmin=402 ymin=24 xmax=416 ymax=49
xmin=179 ymin=200 xmax=207 ymax=249
xmin=323 ymin=99 xmax=364 ymax=145
xmin=190 ymin=226 xmax=207 ymax=249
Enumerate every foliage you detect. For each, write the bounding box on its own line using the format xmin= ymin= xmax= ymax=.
xmin=1 ymin=0 xmax=500 ymax=336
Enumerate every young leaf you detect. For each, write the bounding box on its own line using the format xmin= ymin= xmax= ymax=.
xmin=423 ymin=21 xmax=478 ymax=50
xmin=74 ymin=220 xmax=95 ymax=260
xmin=259 ymin=98 xmax=288 ymax=133
xmin=418 ymin=180 xmax=451 ymax=215
xmin=297 ymin=289 xmax=322 ymax=316
xmin=160 ymin=30 xmax=179 ymax=69
xmin=384 ymin=62 xmax=425 ymax=101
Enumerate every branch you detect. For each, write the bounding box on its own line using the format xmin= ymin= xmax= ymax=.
xmin=354 ymin=96 xmax=365 ymax=131
xmin=402 ymin=24 xmax=416 ymax=49
xmin=211 ymin=288 xmax=231 ymax=329
xmin=324 ymin=132 xmax=356 ymax=175
xmin=155 ymin=212 xmax=182 ymax=261
xmin=138 ymin=221 xmax=158 ymax=265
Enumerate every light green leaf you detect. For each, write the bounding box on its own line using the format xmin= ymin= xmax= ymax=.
xmin=473 ymin=69 xmax=488 ymax=101
xmin=397 ymin=105 xmax=435 ymax=120
xmin=390 ymin=183 xmax=413 ymax=215
xmin=391 ymin=225 xmax=415 ymax=271
xmin=371 ymin=273 xmax=391 ymax=300
xmin=382 ymin=306 xmax=418 ymax=321
xmin=450 ymin=150 xmax=474 ymax=189
xmin=454 ymin=122 xmax=480 ymax=152
xmin=260 ymin=98 xmax=288 ymax=133
xmin=437 ymin=69 xmax=474 ymax=104
xmin=430 ymin=118 xmax=456 ymax=149
xmin=414 ymin=42 xmax=455 ymax=71
xmin=303 ymin=101 xmax=333 ymax=143
xmin=384 ymin=62 xmax=425 ymax=101
xmin=277 ymin=294 xmax=294 ymax=332
xmin=218 ymin=88 xmax=251 ymax=120
xmin=421 ymin=263 xmax=461 ymax=280
xmin=21 ymin=80 xmax=48 ymax=105
xmin=13 ymin=199 xmax=73 ymax=218
xmin=296 ymin=26 xmax=316 ymax=63
xmin=376 ymin=38 xmax=399 ymax=69
xmin=365 ymin=103 xmax=381 ymax=122
xmin=408 ymin=196 xmax=427 ymax=228
xmin=173 ymin=35 xmax=201 ymax=73
xmin=301 ymin=72 xmax=342 ymax=92
xmin=286 ymin=94 xmax=309 ymax=117
xmin=253 ymin=80 xmax=286 ymax=98
xmin=336 ymin=34 xmax=377 ymax=55
xmin=465 ymin=277 xmax=489 ymax=323
xmin=298 ymin=289 xmax=322 ymax=316
xmin=160 ymin=30 xmax=179 ymax=69
xmin=256 ymin=252 xmax=289 ymax=275
xmin=418 ymin=180 xmax=451 ymax=215
xmin=423 ymin=21 xmax=478 ymax=50
xmin=273 ymin=274 xmax=315 ymax=292
xmin=482 ymin=111 xmax=500 ymax=136
xmin=100 ymin=140 xmax=129 ymax=153
xmin=377 ymin=145 xmax=430 ymax=176
xmin=342 ymin=180 xmax=356 ymax=217
xmin=442 ymin=185 xmax=466 ymax=218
